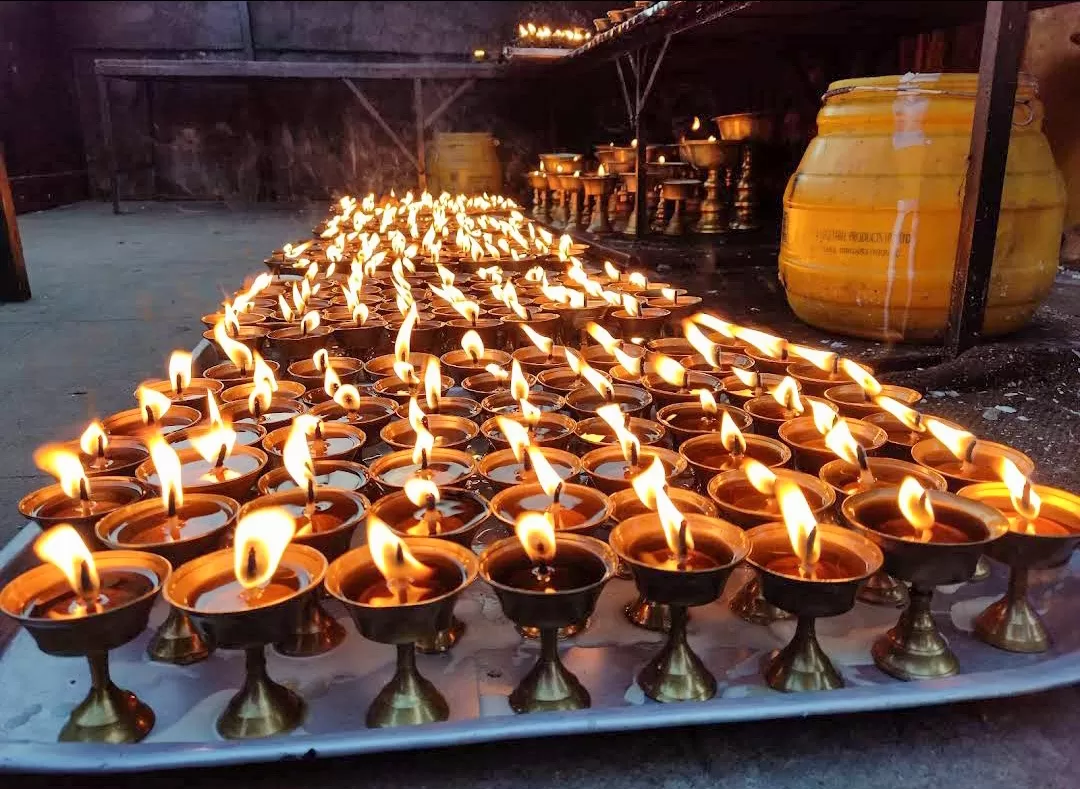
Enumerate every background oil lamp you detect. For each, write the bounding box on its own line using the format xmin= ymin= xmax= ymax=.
xmin=581 ymin=404 xmax=688 ymax=494
xmin=573 ymin=413 xmax=666 ymax=454
xmin=779 ymin=407 xmax=887 ymax=475
xmin=165 ymin=508 xmax=326 ymax=738
xmin=785 ymin=346 xmax=864 ymax=397
xmin=20 ymin=445 xmax=148 ymax=547
xmin=823 ymin=361 xmax=922 ymax=419
xmin=528 ymin=170 xmax=548 ymax=218
xmin=70 ymin=419 xmax=148 ymax=478
xmin=678 ymin=418 xmax=791 ymax=489
xmin=912 ymin=418 xmax=1035 ymax=491
xmin=480 ymin=360 xmax=565 ymax=417
xmin=331 ymin=309 xmax=389 ymax=360
xmin=708 ymin=460 xmax=835 ymax=624
xmin=440 ymin=330 xmax=512 ymax=383
xmin=382 ymin=397 xmax=479 ymax=454
xmin=481 ymin=406 xmax=577 ymax=451
xmin=310 ymin=387 xmax=398 ymax=435
xmin=746 ymin=480 xmax=883 ymax=692
xmin=461 ymin=364 xmax=535 ymax=399
xmin=370 ymin=477 xmax=489 ymax=652
xmin=581 ymin=166 xmax=618 ymax=233
xmin=299 ymin=360 xmax=345 ymax=407
xmin=479 ymin=418 xmax=583 ymax=492
xmin=565 ymin=379 xmax=652 ymax=420
xmin=639 ymin=354 xmax=723 ymax=410
xmin=646 ymin=287 xmax=703 ymax=330
xmin=368 ymin=414 xmax=476 ymax=490
xmin=263 ymin=415 xmax=366 ymax=465
xmin=610 ymin=294 xmax=670 ymax=341
xmin=720 ymin=367 xmax=792 ymax=408
xmin=137 ymin=425 xmax=268 ymax=501
xmin=95 ymin=446 xmax=238 ymax=665
xmin=0 ymin=526 xmax=170 ymax=743
xmin=240 ymin=421 xmax=368 ymax=656
xmin=326 ymin=517 xmax=478 ymax=727
xmin=656 ymin=390 xmax=752 ymax=446
xmin=103 ymin=385 xmax=201 ymax=437
xmin=511 ymin=323 xmax=570 ymax=373
xmin=205 ymin=324 xmax=278 ymax=386
xmin=744 ymin=375 xmax=837 ymax=439
xmin=734 ymin=327 xmax=791 ymax=375
xmin=959 ymin=462 xmax=1080 ymax=653
xmin=864 ymin=398 xmax=966 ymax=461
xmin=218 ymin=374 xmax=305 ymax=430
xmin=259 ymin=458 xmax=369 ymax=496
xmin=140 ymin=350 xmax=224 ymax=417
xmin=481 ymin=513 xmax=615 ymax=712
xmin=611 ymin=481 xmax=750 ymax=702
xmin=165 ymin=392 xmax=266 ymax=451
xmin=843 ymin=478 xmax=1008 ymax=680
xmin=287 ymin=349 xmax=363 ymax=390
xmin=267 ymin=310 xmax=335 ymax=362
xmin=678 ymin=135 xmax=740 ymax=234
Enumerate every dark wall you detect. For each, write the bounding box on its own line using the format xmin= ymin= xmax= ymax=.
xmin=0 ymin=2 xmax=86 ymax=213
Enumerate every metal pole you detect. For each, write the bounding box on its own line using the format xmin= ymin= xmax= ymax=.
xmin=96 ymin=74 xmax=120 ymax=215
xmin=944 ymin=1 xmax=1029 ymax=356
xmin=633 ymin=50 xmax=648 ymax=237
xmin=0 ymin=145 xmax=31 ymax=302
xmin=414 ymin=78 xmax=427 ymax=192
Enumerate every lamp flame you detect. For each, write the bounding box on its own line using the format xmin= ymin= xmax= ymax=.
xmin=189 ymin=421 xmax=237 ymax=468
xmin=168 ymin=350 xmax=193 ymax=395
xmin=233 ymin=507 xmax=296 ymax=591
xmin=925 ymin=417 xmax=977 ymax=463
xmin=596 ymin=403 xmax=640 ymax=466
xmin=720 ymin=411 xmax=747 ymax=455
xmin=775 ymin=478 xmax=821 ymax=576
xmin=898 ymin=477 xmax=935 ymax=542
xmin=368 ymin=513 xmax=434 ymax=593
xmin=840 ymin=359 xmax=882 ymax=397
xmin=651 ymin=354 xmax=688 ymax=389
xmin=790 ymin=344 xmax=838 ymax=374
xmin=137 ymin=386 xmax=172 ymax=425
xmin=34 ymin=525 xmax=100 ymax=601
xmin=497 ymin=416 xmax=532 ymax=463
xmin=691 ymin=312 xmax=738 ymax=339
xmin=520 ymin=324 xmax=554 ymax=356
xmin=323 ymin=364 xmax=342 ymax=397
xmin=147 ymin=432 xmax=184 ymax=513
xmin=509 ymin=359 xmax=530 ymax=401
xmin=526 ymin=446 xmax=563 ymax=498
xmin=394 ymin=304 xmax=418 ymax=362
xmin=698 ymin=390 xmax=718 ymax=415
xmin=735 ymin=327 xmax=786 ymax=360
xmin=422 ymin=357 xmax=442 ymax=412
xmin=809 ymin=399 xmax=839 ymax=435
xmin=621 ymin=293 xmax=641 ymax=317
xmin=79 ymin=421 xmax=108 ymax=458
xmin=823 ymin=419 xmax=865 ymax=467
xmin=312 ymin=348 xmax=330 ymax=373
xmin=213 ymin=321 xmax=253 ymax=372
xmin=332 ymin=383 xmax=362 ymax=412
xmin=743 ymin=458 xmax=777 ymax=496
xmin=515 ymin=512 xmax=556 ymax=565
xmin=404 ymin=477 xmax=440 ymax=508
xmin=997 ymin=457 xmax=1041 ymax=527
xmin=875 ymin=396 xmax=923 ymax=431
xmin=771 ymin=376 xmax=803 ymax=413
xmin=34 ymin=445 xmax=91 ymax=501
xmin=283 ymin=414 xmax=319 ymax=493
xmin=461 ymin=330 xmax=485 ymax=364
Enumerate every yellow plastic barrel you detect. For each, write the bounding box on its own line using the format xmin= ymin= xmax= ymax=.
xmin=428 ymin=132 xmax=502 ymax=195
xmin=780 ymin=73 xmax=1065 ymax=342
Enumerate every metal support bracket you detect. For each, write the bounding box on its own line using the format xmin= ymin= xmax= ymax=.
xmin=342 ymin=77 xmax=420 ymax=171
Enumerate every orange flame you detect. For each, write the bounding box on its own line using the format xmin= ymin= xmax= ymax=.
xmin=699 ymin=390 xmax=718 ymax=415
xmin=925 ymin=417 xmax=976 ymax=463
xmin=312 ymin=348 xmax=330 ymax=373
xmin=409 ymin=398 xmax=436 ymax=467
xmin=875 ymin=396 xmax=923 ymax=431
xmin=632 ymin=456 xmax=692 ymax=558
xmin=323 ymin=364 xmax=342 ymax=397
xmin=721 ymin=411 xmax=747 ymax=455
xmin=368 ymin=513 xmax=434 ymax=590
xmin=283 ymin=414 xmax=319 ymax=492
xmin=521 ymin=324 xmax=554 ymax=356
xmin=996 ymin=457 xmax=1041 ymax=527
xmin=743 ymin=458 xmax=777 ymax=496
xmin=422 ymin=356 xmax=442 ymax=412
xmin=651 ymin=354 xmax=688 ymax=389
xmin=840 ymin=359 xmax=882 ymax=397
xmin=79 ymin=421 xmax=108 ymax=458
xmin=790 ymin=344 xmax=838 ymax=374
xmin=404 ymin=476 xmax=440 ymax=508
xmin=604 ymin=261 xmax=621 ymax=281
xmin=461 ymin=330 xmax=485 ymax=363
xmin=333 ymin=384 xmax=362 ymax=412
xmin=233 ymin=507 xmax=296 ymax=590
xmin=168 ymin=350 xmax=193 ymax=395
xmin=621 ymin=293 xmax=641 ymax=317
xmin=808 ymin=399 xmax=839 ymax=435
xmin=147 ymin=432 xmax=184 ymax=513
xmin=771 ymin=376 xmax=803 ymax=413
xmin=691 ymin=312 xmax=738 ymax=339
xmin=34 ymin=445 xmax=90 ymax=501
xmin=137 ymin=386 xmax=172 ymax=425
xmin=189 ymin=421 xmax=237 ymax=468
xmin=898 ymin=477 xmax=935 ymax=542
xmin=823 ymin=419 xmax=863 ymax=466
xmin=515 ymin=511 xmax=557 ymax=565
xmin=596 ymin=403 xmax=640 ymax=466
xmin=248 ymin=374 xmax=274 ymax=417
xmin=34 ymin=525 xmax=100 ymax=600
xmin=775 ymin=478 xmax=821 ymax=576
xmin=509 ymin=359 xmax=530 ymax=402
xmin=394 ymin=304 xmax=418 ymax=362
xmin=496 ymin=416 xmax=532 ymax=463
xmin=735 ymin=327 xmax=786 ymax=359
xmin=525 ymin=446 xmax=563 ymax=497
xmin=214 ymin=321 xmax=253 ymax=372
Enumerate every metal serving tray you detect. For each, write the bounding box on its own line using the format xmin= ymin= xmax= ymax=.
xmin=1 ymin=519 xmax=1079 ymax=774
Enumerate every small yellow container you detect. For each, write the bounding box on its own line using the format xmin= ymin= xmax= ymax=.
xmin=780 ymin=73 xmax=1065 ymax=342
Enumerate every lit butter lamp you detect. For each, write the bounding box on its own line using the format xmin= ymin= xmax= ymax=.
xmin=778 ymin=401 xmax=887 ymax=475
xmin=136 ymin=421 xmax=268 ymax=501
xmin=481 ymin=358 xmax=565 ymax=417
xmin=708 ymin=460 xmax=835 ymax=625
xmin=959 ymin=460 xmax=1080 ymax=653
xmin=480 ymin=403 xmax=577 ymax=452
xmin=656 ymin=390 xmax=752 ymax=447
xmin=19 ymin=446 xmax=148 ymax=548
xmin=911 ymin=419 xmax=1034 ymax=582
xmin=721 ymin=366 xmax=792 ymax=408
xmin=310 ymin=386 xmax=399 ymax=436
xmin=326 ymin=516 xmax=478 ymax=727
xmin=581 ymin=320 xmax=646 ymax=373
xmin=167 ymin=392 xmax=266 ymax=451
xmin=743 ymin=375 xmax=838 ymax=440
xmin=538 ymin=345 xmax=613 ymax=397
xmin=843 ymin=478 xmax=1008 ymax=680
xmin=368 ymin=410 xmax=477 ymax=490
xmin=511 ymin=323 xmax=570 ymax=373
xmin=371 ymin=477 xmax=490 ymax=653
xmin=287 ymin=348 xmax=363 ymax=392
xmin=746 ymin=480 xmax=883 ymax=692
xmin=139 ymin=350 xmax=224 ymax=417
xmin=785 ymin=345 xmax=852 ymax=396
xmin=610 ymin=293 xmax=670 ymax=341
xmin=267 ymin=309 xmax=334 ymax=362
xmin=611 ymin=475 xmax=750 ymax=703
xmin=678 ymin=411 xmax=790 ymax=488
xmin=219 ymin=367 xmax=305 ymax=430
xmin=102 ymin=385 xmax=201 ymax=438
xmin=166 ymin=509 xmax=325 ymax=738
xmin=818 ymin=449 xmax=947 ymax=608
xmin=96 ymin=433 xmax=240 ymax=664
xmin=205 ymin=321 xmax=277 ymax=387
xmin=384 ymin=396 xmax=479 ymax=453
xmin=479 ymin=418 xmax=583 ymax=491
xmin=573 ymin=413 xmax=667 ymax=454
xmin=373 ymin=350 xmax=454 ymax=405
xmin=480 ymin=513 xmax=616 ymax=713
xmin=581 ymin=404 xmax=687 ymax=494
xmin=0 ymin=525 xmax=169 ymax=742
xmin=639 ymin=353 xmax=723 ymax=411
xmin=863 ymin=396 xmax=964 ymax=460
xmin=70 ymin=420 xmax=148 ymax=478
xmin=263 ymin=412 xmax=367 ymax=465
xmin=734 ymin=327 xmax=792 ymax=375
xmin=222 ymin=350 xmax=306 ymax=403
xmin=440 ymin=329 xmax=512 ymax=384
xmin=489 ymin=447 xmax=611 ymax=639
xmin=647 ymin=287 xmax=703 ymax=329
xmin=462 ymin=363 xmax=536 ymax=399
xmin=564 ymin=346 xmax=652 ymax=419
xmin=243 ymin=416 xmax=369 ymax=656
xmin=823 ymin=361 xmax=922 ymax=419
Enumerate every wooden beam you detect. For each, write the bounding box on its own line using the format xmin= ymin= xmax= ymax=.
xmin=237 ymin=1 xmax=255 ymax=60
xmin=0 ymin=146 xmax=31 ymax=302
xmin=423 ymin=79 xmax=476 ymax=130
xmin=341 ymin=78 xmax=419 ymax=171
xmin=94 ymin=59 xmax=501 ymax=80
xmin=944 ymin=1 xmax=1028 ymax=355
xmin=96 ymin=73 xmax=120 ymax=215
xmin=414 ymin=78 xmax=427 ymax=191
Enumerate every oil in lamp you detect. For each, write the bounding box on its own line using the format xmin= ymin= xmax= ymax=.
xmin=287 ymin=348 xmax=363 ymax=391
xmin=744 ymin=375 xmax=837 ymax=439
xmin=480 ymin=512 xmax=616 ymax=712
xmin=959 ymin=460 xmax=1080 ymax=652
xmin=369 ymin=476 xmax=490 ymax=652
xmin=581 ymin=404 xmax=687 ymax=494
xmin=241 ymin=418 xmax=368 ymax=656
xmin=139 ymin=350 xmax=224 ymax=417
xmin=20 ymin=445 xmax=148 ymax=547
xmin=262 ymin=413 xmax=367 ymax=465
xmin=610 ymin=477 xmax=750 ymax=702
xmin=102 ymin=385 xmax=201 ymax=438
xmin=843 ymin=478 xmax=1008 ymax=680
xmin=137 ymin=423 xmax=268 ymax=501
xmin=678 ymin=414 xmax=791 ymax=488
xmin=638 ymin=353 xmax=723 ymax=410
xmin=656 ymin=390 xmax=753 ymax=447
xmin=368 ymin=409 xmax=476 ymax=490
xmin=564 ymin=369 xmax=652 ymax=419
xmin=479 ymin=417 xmax=583 ymax=492
xmin=708 ymin=459 xmax=835 ymax=624
xmin=778 ymin=403 xmax=887 ymax=475
xmin=480 ymin=358 xmax=565 ymax=417
xmin=746 ymin=480 xmax=883 ymax=692
xmin=165 ymin=507 xmax=326 ymax=737
xmin=480 ymin=406 xmax=577 ymax=451
xmin=440 ymin=329 xmax=512 ymax=383
xmin=218 ymin=367 xmax=305 ymax=430
xmin=325 ymin=516 xmax=478 ymax=727
xmin=71 ymin=419 xmax=148 ymax=478
xmin=0 ymin=525 xmax=170 ymax=742
xmin=383 ymin=396 xmax=479 ymax=454
xmin=258 ymin=459 xmax=369 ymax=497
xmin=95 ymin=441 xmax=239 ymax=664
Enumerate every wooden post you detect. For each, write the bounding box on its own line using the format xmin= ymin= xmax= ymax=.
xmin=944 ymin=1 xmax=1029 ymax=356
xmin=414 ymin=78 xmax=427 ymax=192
xmin=96 ymin=73 xmax=120 ymax=214
xmin=0 ymin=146 xmax=31 ymax=302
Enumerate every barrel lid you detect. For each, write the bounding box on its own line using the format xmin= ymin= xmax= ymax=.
xmin=826 ymin=72 xmax=1037 ymax=100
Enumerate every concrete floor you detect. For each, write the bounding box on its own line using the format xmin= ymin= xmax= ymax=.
xmin=5 ymin=200 xmax=1080 ymax=786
